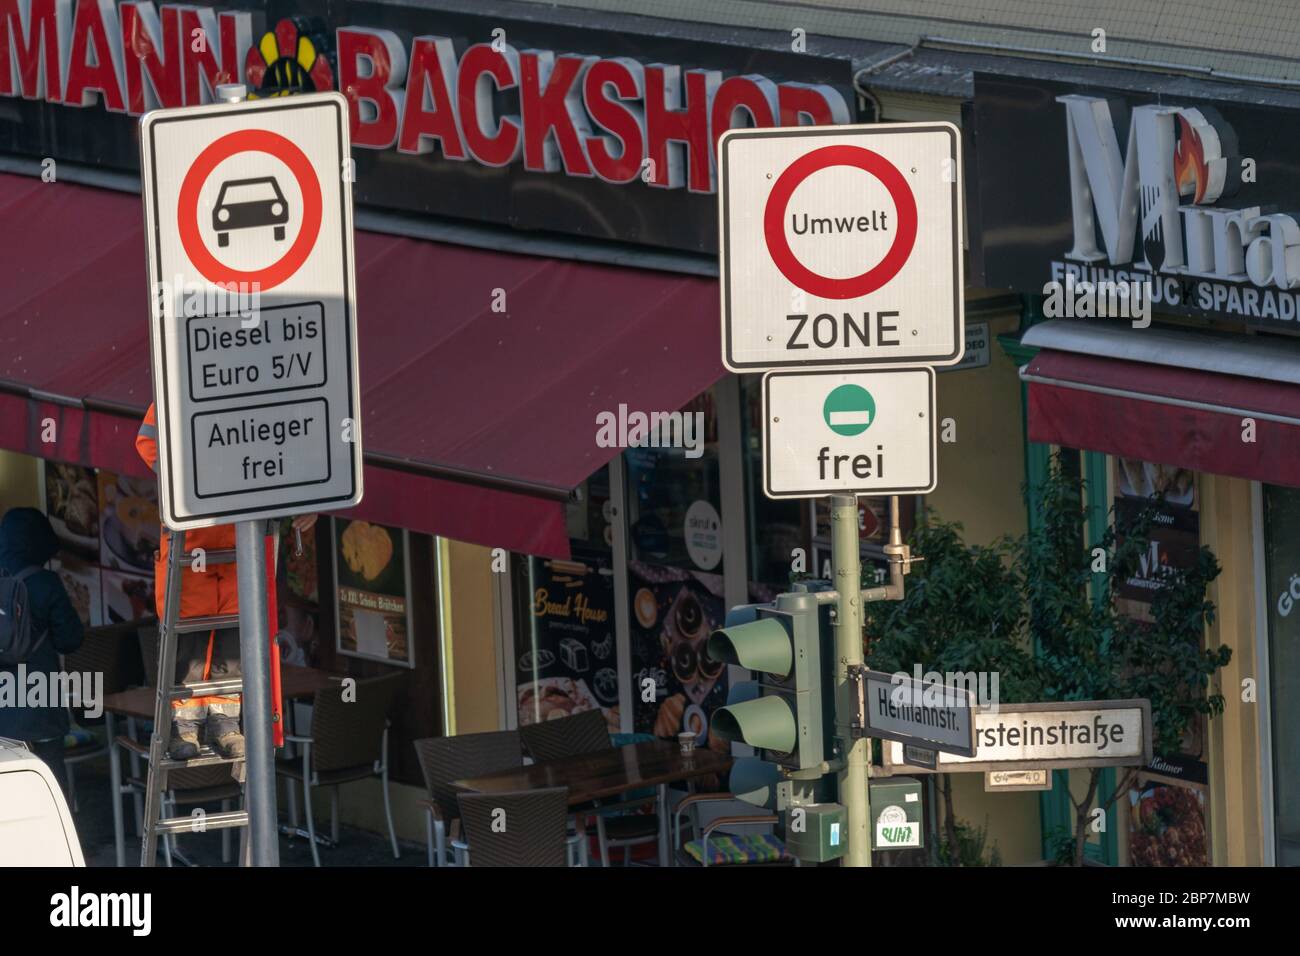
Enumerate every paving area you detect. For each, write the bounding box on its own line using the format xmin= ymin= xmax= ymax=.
xmin=69 ymin=759 xmax=426 ymax=868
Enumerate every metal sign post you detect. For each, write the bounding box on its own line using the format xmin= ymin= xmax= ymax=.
xmin=235 ymin=519 xmax=277 ymax=866
xmin=831 ymin=493 xmax=870 ymax=867
xmin=140 ymin=82 xmax=361 ymax=866
xmin=718 ymin=121 xmax=956 ymax=867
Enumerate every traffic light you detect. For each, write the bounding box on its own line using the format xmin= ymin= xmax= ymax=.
xmin=707 ymin=585 xmax=834 ymax=800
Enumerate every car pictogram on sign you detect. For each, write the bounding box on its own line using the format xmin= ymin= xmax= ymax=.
xmin=212 ymin=176 xmax=289 ymax=247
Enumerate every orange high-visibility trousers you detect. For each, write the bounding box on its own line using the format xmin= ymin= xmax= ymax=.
xmin=136 ymin=405 xmax=280 ymax=741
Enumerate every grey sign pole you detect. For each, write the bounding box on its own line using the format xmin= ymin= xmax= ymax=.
xmin=831 ymin=493 xmax=870 ymax=867
xmin=217 ymin=81 xmax=278 ymax=867
xmin=235 ymin=519 xmax=279 ymax=866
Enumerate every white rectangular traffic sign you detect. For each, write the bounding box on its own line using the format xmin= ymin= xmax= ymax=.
xmin=719 ymin=123 xmax=963 ymax=372
xmin=762 ymin=368 xmax=935 ymax=499
xmin=141 ymin=92 xmax=362 ymax=530
xmin=858 ymin=669 xmax=976 ymax=757
xmin=882 ymin=700 xmax=1154 ymax=774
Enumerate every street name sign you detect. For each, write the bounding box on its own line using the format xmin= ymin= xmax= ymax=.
xmin=882 ymin=700 xmax=1154 ymax=774
xmin=855 ymin=668 xmax=976 ymax=758
xmin=141 ymin=92 xmax=362 ymax=529
xmin=763 ymin=368 xmax=935 ymax=498
xmin=718 ymin=122 xmax=963 ymax=372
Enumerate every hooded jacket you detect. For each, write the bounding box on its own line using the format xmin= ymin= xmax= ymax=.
xmin=0 ymin=507 xmax=85 ymax=741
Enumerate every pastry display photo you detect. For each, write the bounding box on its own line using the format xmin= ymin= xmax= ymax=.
xmin=45 ymin=462 xmax=100 ymax=562
xmin=97 ymin=470 xmax=160 ymax=573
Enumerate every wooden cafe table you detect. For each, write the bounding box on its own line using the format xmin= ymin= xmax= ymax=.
xmin=451 ymin=739 xmax=732 ymax=866
xmin=101 ymin=664 xmax=342 ymax=866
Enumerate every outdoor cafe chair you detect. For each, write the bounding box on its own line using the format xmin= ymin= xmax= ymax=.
xmin=454 ymin=787 xmax=578 ymax=867
xmin=672 ymin=792 xmax=794 ymax=867
xmin=59 ymin=621 xmax=134 ymax=813
xmin=413 ymin=730 xmax=523 ymax=867
xmin=517 ymin=707 xmax=611 ymax=762
xmin=277 ymin=672 xmax=405 ymax=867
xmin=520 ymin=710 xmax=662 ymax=866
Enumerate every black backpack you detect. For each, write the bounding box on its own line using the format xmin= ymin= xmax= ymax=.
xmin=0 ymin=567 xmax=46 ymax=666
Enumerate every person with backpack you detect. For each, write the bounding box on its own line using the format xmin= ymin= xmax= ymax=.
xmin=0 ymin=507 xmax=86 ymax=789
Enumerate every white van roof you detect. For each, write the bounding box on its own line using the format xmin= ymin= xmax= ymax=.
xmin=0 ymin=737 xmax=86 ymax=866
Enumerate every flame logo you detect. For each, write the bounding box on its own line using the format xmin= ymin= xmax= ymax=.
xmin=244 ymin=17 xmax=335 ymax=99
xmin=1173 ymin=113 xmax=1212 ymax=204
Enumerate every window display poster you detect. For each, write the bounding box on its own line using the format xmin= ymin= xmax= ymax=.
xmin=43 ymin=462 xmax=105 ymax=627
xmin=101 ymin=568 xmax=154 ymax=624
xmin=1112 ymin=458 xmax=1199 ymax=622
xmin=1113 ymin=456 xmax=1209 ymax=864
xmin=629 ymin=560 xmax=729 ymax=752
xmin=516 ymin=556 xmax=619 ymax=731
xmin=44 ymin=462 xmax=100 ymax=562
xmin=97 ymin=470 xmax=161 ymax=575
xmin=1128 ymin=774 xmax=1210 ymax=867
xmin=334 ymin=519 xmax=413 ymax=668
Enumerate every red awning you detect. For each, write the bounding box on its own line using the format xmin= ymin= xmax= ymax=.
xmin=1021 ymin=320 xmax=1300 ymax=487
xmin=0 ymin=173 xmax=724 ymax=556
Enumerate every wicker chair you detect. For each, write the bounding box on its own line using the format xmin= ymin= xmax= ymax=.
xmin=413 ymin=730 xmax=522 ymax=867
xmin=518 ymin=708 xmax=610 ymax=762
xmin=520 ymin=710 xmax=661 ymax=867
xmin=277 ymin=672 xmax=406 ymax=866
xmin=454 ymin=787 xmax=573 ymax=867
xmin=60 ymin=621 xmax=134 ymax=813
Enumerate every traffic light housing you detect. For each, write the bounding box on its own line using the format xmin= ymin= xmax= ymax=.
xmin=707 ymin=587 xmax=834 ymax=781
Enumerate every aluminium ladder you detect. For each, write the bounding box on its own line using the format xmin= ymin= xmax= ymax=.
xmin=136 ymin=530 xmax=248 ymax=867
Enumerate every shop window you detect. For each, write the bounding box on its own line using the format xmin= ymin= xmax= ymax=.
xmin=1263 ymin=485 xmax=1300 ymax=865
xmin=624 ymin=391 xmax=722 ymax=574
xmin=565 ymin=466 xmax=614 ymax=557
xmin=739 ymin=375 xmax=809 ymax=594
xmin=621 ymin=389 xmax=731 ymax=758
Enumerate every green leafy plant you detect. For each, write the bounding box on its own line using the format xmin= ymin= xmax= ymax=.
xmin=863 ymin=456 xmax=1231 ymax=867
xmin=865 ymin=517 xmax=1039 ymax=857
xmin=1023 ymin=457 xmax=1230 ymax=866
xmin=935 ymin=816 xmax=1002 ymax=867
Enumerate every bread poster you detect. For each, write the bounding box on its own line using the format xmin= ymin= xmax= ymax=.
xmin=333 ymin=518 xmax=413 ymax=667
xmin=516 ymin=556 xmax=619 ymax=731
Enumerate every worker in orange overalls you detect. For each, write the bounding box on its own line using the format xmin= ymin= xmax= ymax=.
xmin=136 ymin=404 xmax=314 ymax=760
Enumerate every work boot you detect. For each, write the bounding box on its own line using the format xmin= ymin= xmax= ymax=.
xmin=168 ymin=719 xmax=201 ymax=761
xmin=206 ymin=711 xmax=245 ymax=759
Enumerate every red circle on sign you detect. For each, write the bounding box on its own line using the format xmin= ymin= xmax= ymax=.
xmin=762 ymin=144 xmax=918 ymax=300
xmin=177 ymin=129 xmax=322 ymax=291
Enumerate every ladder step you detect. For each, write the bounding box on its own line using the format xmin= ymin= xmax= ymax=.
xmin=171 ymin=677 xmax=244 ymax=699
xmin=173 ymin=613 xmax=241 ymax=633
xmin=159 ymin=748 xmax=246 ymax=771
xmin=202 ymin=549 xmax=238 ymax=565
xmin=155 ymin=810 xmax=249 ymax=834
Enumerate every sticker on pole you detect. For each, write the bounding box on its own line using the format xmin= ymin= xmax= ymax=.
xmin=719 ymin=123 xmax=963 ymax=371
xmin=762 ymin=368 xmax=935 ymax=499
xmin=141 ymin=92 xmax=361 ymax=530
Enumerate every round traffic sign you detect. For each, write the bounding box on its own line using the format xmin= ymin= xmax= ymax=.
xmin=823 ymin=384 xmax=875 ymax=436
xmin=762 ymin=144 xmax=918 ymax=300
xmin=177 ymin=128 xmax=323 ymax=291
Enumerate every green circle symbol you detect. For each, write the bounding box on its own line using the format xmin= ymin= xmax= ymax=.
xmin=823 ymin=384 xmax=876 ymax=436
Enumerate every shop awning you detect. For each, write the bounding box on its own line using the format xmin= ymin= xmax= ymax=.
xmin=0 ymin=173 xmax=724 ymax=557
xmin=1021 ymin=319 xmax=1300 ymax=488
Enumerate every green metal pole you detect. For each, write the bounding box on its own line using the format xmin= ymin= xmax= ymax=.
xmin=831 ymin=493 xmax=870 ymax=867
